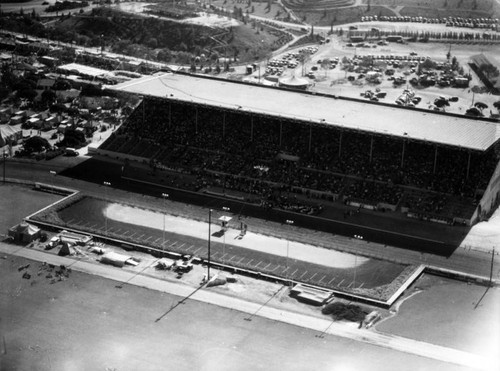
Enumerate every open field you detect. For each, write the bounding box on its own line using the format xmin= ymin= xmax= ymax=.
xmin=377 ymin=274 xmax=500 ymax=367
xmin=0 ymin=253 xmax=475 ymax=371
xmin=0 ymin=184 xmax=62 ymax=236
xmin=29 ymin=195 xmax=414 ymax=302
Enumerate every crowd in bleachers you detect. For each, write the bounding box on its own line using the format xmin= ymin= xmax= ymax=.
xmin=100 ymin=97 xmax=500 ymax=221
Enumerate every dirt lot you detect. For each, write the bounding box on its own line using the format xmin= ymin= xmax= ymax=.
xmin=377 ymin=273 xmax=500 ymax=367
xmin=0 ymin=253 xmax=475 ymax=371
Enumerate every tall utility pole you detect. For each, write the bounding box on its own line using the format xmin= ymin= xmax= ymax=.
xmin=207 ymin=209 xmax=213 ymax=280
xmin=490 ymin=247 xmax=496 ymax=287
xmin=103 ymin=181 xmax=111 ymax=236
xmin=222 ymin=206 xmax=230 ymax=266
xmin=162 ymin=193 xmax=169 ymax=250
xmin=285 ymin=219 xmax=294 ymax=284
xmin=2 ymin=150 xmax=6 ymax=184
xmin=49 ymin=170 xmax=56 ymax=193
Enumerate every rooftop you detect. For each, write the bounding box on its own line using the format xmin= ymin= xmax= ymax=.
xmin=111 ymin=72 xmax=500 ymax=151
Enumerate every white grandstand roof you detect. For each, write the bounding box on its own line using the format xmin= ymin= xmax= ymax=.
xmin=112 ymin=73 xmax=500 ymax=151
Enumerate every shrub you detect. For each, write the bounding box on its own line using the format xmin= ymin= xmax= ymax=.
xmin=322 ymin=302 xmax=368 ymax=322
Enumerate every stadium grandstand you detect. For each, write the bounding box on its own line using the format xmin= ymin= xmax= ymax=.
xmin=100 ymin=72 xmax=500 ymax=239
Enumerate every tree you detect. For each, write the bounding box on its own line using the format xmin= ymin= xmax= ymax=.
xmin=24 ymin=136 xmax=50 ymax=153
xmin=59 ymin=128 xmax=86 ymax=148
xmin=41 ymin=89 xmax=57 ymax=107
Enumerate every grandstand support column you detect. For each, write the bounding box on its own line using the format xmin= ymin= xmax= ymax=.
xmin=433 ymin=146 xmax=438 ymax=174
xmin=223 ymin=112 xmax=226 ymax=139
xmin=250 ymin=117 xmax=254 ymax=141
xmin=400 ymin=140 xmax=406 ymax=168
xmin=308 ymin=125 xmax=312 ymax=152
xmin=169 ymin=102 xmax=172 ymax=127
xmin=338 ymin=132 xmax=343 ymax=158
xmin=142 ymin=99 xmax=145 ymax=126
xmin=279 ymin=121 xmax=283 ymax=148
xmin=466 ymin=151 xmax=471 ymax=179
xmin=195 ymin=107 xmax=198 ymax=134
xmin=369 ymin=136 xmax=374 ymax=163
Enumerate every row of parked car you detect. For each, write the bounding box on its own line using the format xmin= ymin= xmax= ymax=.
xmin=265 ymin=46 xmax=320 ymax=76
xmin=363 ymin=15 xmax=498 ymax=25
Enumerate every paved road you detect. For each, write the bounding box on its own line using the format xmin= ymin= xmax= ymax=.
xmin=0 ymin=243 xmax=493 ymax=370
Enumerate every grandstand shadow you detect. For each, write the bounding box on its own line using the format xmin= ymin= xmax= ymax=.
xmin=59 ymin=157 xmax=465 ymax=257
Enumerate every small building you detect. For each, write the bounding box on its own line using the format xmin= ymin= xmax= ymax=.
xmin=39 ymin=56 xmax=59 ymax=68
xmin=37 ymin=78 xmax=56 ymax=91
xmin=27 ymin=117 xmax=42 ymax=128
xmin=453 ymin=77 xmax=469 ymax=87
xmin=8 ymin=222 xmax=41 ymax=243
xmin=9 ymin=115 xmax=24 ymax=125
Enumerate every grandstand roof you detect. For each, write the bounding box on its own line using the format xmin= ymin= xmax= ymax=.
xmin=112 ymin=73 xmax=500 ymax=151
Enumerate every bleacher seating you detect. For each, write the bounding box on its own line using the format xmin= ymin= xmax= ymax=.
xmin=99 ymin=97 xmax=500 ymax=221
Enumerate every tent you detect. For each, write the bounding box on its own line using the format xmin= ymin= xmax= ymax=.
xmin=100 ymin=252 xmax=134 ymax=267
xmin=0 ymin=124 xmax=22 ymax=147
xmin=8 ymin=222 xmax=41 ymax=243
xmin=278 ymin=75 xmax=310 ymax=90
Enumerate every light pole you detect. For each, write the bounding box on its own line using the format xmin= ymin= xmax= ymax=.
xmin=285 ymin=219 xmax=294 ymax=284
xmin=49 ymin=170 xmax=56 ymax=193
xmin=207 ymin=209 xmax=213 ymax=281
xmin=222 ymin=206 xmax=230 ymax=266
xmin=162 ymin=193 xmax=169 ymax=249
xmin=103 ymin=181 xmax=111 ymax=236
xmin=2 ymin=150 xmax=7 ymax=184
